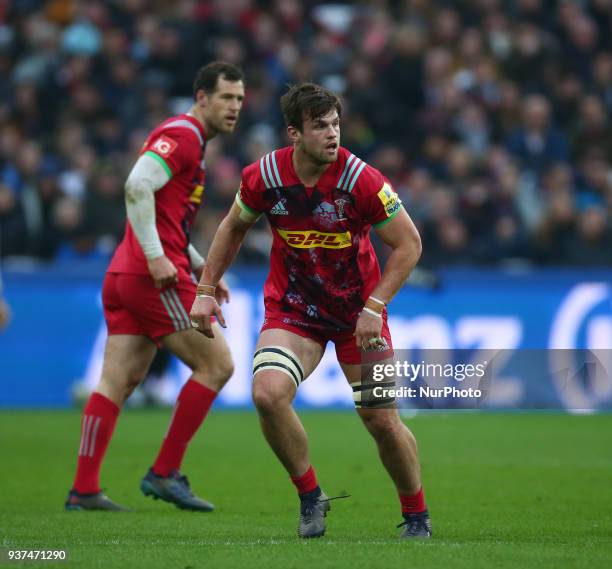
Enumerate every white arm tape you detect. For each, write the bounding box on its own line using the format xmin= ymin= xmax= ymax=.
xmin=125 ymin=154 xmax=171 ymax=260
xmin=187 ymin=243 xmax=205 ymax=269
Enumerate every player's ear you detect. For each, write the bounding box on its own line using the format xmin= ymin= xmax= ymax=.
xmin=287 ymin=125 xmax=300 ymax=144
xmin=196 ymin=89 xmax=209 ymax=109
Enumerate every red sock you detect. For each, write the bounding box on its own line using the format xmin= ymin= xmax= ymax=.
xmin=152 ymin=379 xmax=217 ymax=477
xmin=290 ymin=465 xmax=319 ymax=495
xmin=72 ymin=392 xmax=120 ymax=494
xmin=399 ymin=487 xmax=427 ymax=515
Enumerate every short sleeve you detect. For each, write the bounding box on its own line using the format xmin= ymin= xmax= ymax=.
xmin=142 ymin=128 xmax=200 ymax=177
xmin=235 ymin=164 xmax=266 ymax=215
xmin=353 ymin=167 xmax=403 ymax=228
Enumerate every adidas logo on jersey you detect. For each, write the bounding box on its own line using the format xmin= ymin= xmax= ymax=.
xmin=270 ymin=200 xmax=289 ymax=215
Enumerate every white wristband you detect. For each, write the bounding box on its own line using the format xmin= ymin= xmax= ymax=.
xmin=196 ymin=293 xmax=216 ymax=299
xmin=362 ymin=307 xmax=383 ymax=319
xmin=368 ymin=296 xmax=386 ymax=306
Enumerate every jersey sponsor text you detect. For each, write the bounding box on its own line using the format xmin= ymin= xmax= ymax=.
xmin=276 ymin=229 xmax=352 ymax=249
xmin=377 ymin=183 xmax=401 ymax=217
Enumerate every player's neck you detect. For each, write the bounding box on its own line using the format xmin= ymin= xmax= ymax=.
xmin=187 ymin=106 xmax=218 ymax=140
xmin=292 ymin=146 xmax=331 ymax=187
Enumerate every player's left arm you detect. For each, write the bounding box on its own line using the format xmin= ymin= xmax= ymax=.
xmin=354 ymin=208 xmax=422 ymax=347
xmin=371 ymin=208 xmax=422 ymax=303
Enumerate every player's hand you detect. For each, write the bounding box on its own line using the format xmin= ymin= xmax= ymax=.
xmin=0 ymin=298 xmax=11 ymax=331
xmin=354 ymin=310 xmax=384 ymax=349
xmin=147 ymin=255 xmax=178 ymax=288
xmin=215 ymin=277 xmax=231 ymax=305
xmin=190 ymin=295 xmax=226 ymax=338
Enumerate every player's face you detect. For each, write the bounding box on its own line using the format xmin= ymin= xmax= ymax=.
xmin=294 ymin=110 xmax=340 ymax=165
xmin=203 ymin=77 xmax=245 ymax=134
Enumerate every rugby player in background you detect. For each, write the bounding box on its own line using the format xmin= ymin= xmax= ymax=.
xmin=190 ymin=83 xmax=431 ymax=539
xmin=65 ymin=62 xmax=245 ymax=512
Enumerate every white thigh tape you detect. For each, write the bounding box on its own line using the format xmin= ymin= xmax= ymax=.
xmin=253 ymin=346 xmax=305 ymax=388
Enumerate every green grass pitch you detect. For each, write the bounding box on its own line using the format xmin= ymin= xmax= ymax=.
xmin=0 ymin=410 xmax=611 ymax=568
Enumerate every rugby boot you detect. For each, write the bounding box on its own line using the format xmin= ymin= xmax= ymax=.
xmin=398 ymin=510 xmax=432 ymax=539
xmin=140 ymin=468 xmax=214 ymax=511
xmin=65 ymin=489 xmax=129 ymax=511
xmin=298 ymin=489 xmax=330 ymax=538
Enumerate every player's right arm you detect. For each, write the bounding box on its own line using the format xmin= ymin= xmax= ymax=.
xmin=124 ymin=154 xmax=178 ymax=288
xmin=189 ymin=194 xmax=261 ymax=338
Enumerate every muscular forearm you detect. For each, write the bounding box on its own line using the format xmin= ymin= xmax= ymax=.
xmin=371 ymin=242 xmax=421 ymax=304
xmin=199 ymin=216 xmax=249 ymax=286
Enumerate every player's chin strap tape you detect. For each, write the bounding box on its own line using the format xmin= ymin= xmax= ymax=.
xmin=350 ymin=380 xmax=396 ymax=409
xmin=253 ymin=346 xmax=305 ymax=388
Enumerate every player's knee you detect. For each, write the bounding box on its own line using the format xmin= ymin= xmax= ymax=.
xmin=99 ymin=371 xmax=145 ymax=403
xmin=360 ymin=411 xmax=404 ymax=440
xmin=252 ymin=377 xmax=293 ymax=414
xmin=211 ymin=357 xmax=234 ymax=384
xmin=125 ymin=371 xmax=147 ymax=399
xmin=193 ymin=356 xmax=234 ymax=389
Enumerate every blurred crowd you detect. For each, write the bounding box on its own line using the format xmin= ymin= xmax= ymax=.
xmin=1 ymin=0 xmax=612 ymax=268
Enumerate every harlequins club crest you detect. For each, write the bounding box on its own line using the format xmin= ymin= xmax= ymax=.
xmin=335 ymin=198 xmax=349 ymax=221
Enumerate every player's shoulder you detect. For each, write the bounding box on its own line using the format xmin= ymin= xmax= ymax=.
xmin=335 ymin=147 xmax=384 ymax=195
xmin=149 ymin=114 xmax=205 ymax=147
xmin=242 ymin=146 xmax=292 ymax=190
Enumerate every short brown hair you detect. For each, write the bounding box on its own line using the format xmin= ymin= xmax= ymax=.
xmin=280 ymin=83 xmax=342 ymax=132
xmin=193 ymin=61 xmax=244 ymax=99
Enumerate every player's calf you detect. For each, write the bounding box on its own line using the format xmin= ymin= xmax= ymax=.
xmin=357 ymin=408 xmax=432 ymax=538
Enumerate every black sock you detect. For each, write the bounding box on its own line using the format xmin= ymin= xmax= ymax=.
xmin=299 ymin=486 xmax=322 ymax=501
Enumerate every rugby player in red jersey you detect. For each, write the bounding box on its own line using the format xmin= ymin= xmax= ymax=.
xmin=190 ymin=83 xmax=431 ymax=538
xmin=65 ymin=62 xmax=245 ymax=512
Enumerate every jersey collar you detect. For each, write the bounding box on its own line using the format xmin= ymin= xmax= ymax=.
xmin=183 ymin=113 xmax=207 ymax=144
xmin=284 ymin=146 xmax=344 ymax=189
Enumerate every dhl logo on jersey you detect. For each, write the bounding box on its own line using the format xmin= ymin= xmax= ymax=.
xmin=190 ymin=184 xmax=204 ymax=204
xmin=377 ymin=182 xmax=401 ymax=217
xmin=277 ymin=229 xmax=352 ymax=249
